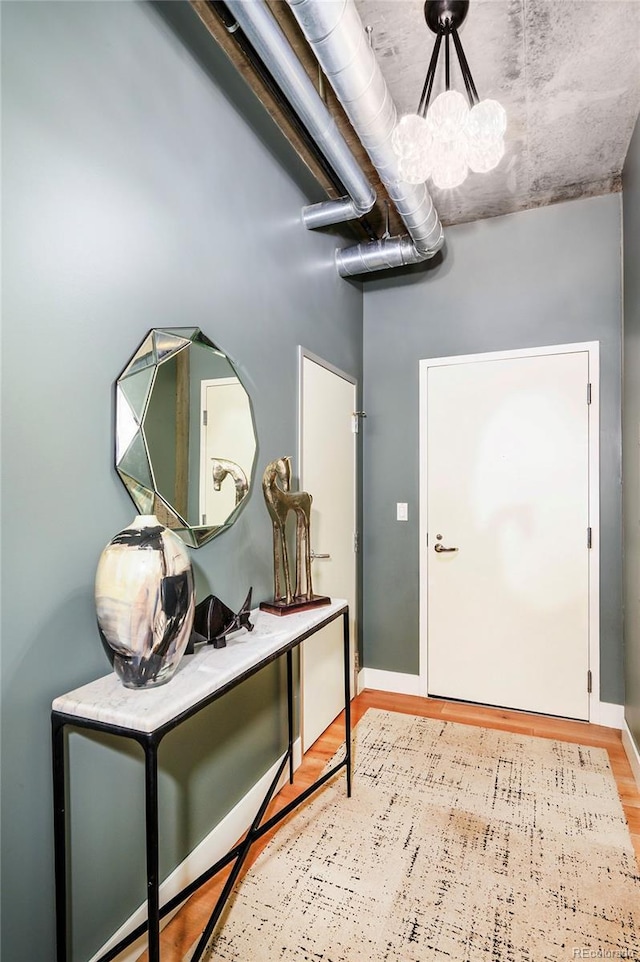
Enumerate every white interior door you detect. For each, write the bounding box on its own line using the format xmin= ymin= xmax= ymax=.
xmin=300 ymin=351 xmax=357 ymax=751
xmin=423 ymin=348 xmax=593 ymax=720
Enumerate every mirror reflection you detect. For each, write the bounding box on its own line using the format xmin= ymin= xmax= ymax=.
xmin=115 ymin=328 xmax=257 ymax=547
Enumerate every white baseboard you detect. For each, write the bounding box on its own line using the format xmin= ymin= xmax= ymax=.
xmin=358 ymin=668 xmax=423 ymax=697
xmin=590 ymin=701 xmax=625 ymax=729
xmin=89 ymin=738 xmax=302 ymax=962
xmin=622 ymin=722 xmax=640 ymax=790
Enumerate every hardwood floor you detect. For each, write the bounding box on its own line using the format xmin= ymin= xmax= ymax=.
xmin=138 ymin=690 xmax=640 ymax=961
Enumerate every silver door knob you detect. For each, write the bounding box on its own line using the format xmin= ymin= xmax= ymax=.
xmin=310 ymin=551 xmax=331 ymax=560
xmin=434 ymin=543 xmax=458 ymax=553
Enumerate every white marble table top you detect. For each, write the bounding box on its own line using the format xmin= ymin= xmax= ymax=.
xmin=52 ymin=599 xmax=347 ymax=735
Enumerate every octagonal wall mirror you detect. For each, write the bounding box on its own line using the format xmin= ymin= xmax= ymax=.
xmin=116 ymin=328 xmax=257 ymax=548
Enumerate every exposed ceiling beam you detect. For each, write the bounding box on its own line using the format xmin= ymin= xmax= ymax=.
xmin=190 ymin=0 xmax=404 ymax=240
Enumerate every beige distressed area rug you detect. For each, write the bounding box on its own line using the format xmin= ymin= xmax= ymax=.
xmin=194 ymin=709 xmax=640 ymax=961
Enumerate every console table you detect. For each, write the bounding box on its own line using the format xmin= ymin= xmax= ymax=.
xmin=52 ymin=598 xmax=350 ymax=962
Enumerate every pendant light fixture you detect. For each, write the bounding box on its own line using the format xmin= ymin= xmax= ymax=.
xmin=392 ymin=0 xmax=506 ymax=190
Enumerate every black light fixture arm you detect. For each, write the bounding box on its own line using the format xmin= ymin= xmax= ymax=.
xmin=450 ymin=24 xmax=479 ymax=105
xmin=445 ymin=26 xmax=451 ymax=90
xmin=417 ymin=29 xmax=443 ymax=116
xmin=418 ymin=0 xmax=479 ymax=116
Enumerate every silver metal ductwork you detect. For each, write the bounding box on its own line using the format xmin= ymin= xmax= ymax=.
xmin=223 ymin=0 xmax=444 ymax=276
xmin=224 ymin=0 xmax=376 ymax=225
xmin=287 ymin=0 xmax=444 ymax=276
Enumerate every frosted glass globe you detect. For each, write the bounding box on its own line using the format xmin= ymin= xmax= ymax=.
xmin=426 ymin=91 xmax=470 ymax=143
xmin=465 ymin=99 xmax=507 ymax=143
xmin=392 ymin=114 xmax=432 ymax=157
xmin=430 ymin=136 xmax=468 ymax=189
xmin=392 ymin=114 xmax=433 ymax=183
xmin=466 ymin=136 xmax=505 ymax=173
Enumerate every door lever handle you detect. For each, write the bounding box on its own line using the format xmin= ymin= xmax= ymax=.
xmin=434 ymin=543 xmax=458 ymax=553
xmin=310 ymin=551 xmax=331 ymax=560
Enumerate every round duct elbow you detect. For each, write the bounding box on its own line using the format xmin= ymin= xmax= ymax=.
xmin=302 ymin=192 xmax=376 ymax=230
xmin=335 ymin=235 xmax=443 ymax=277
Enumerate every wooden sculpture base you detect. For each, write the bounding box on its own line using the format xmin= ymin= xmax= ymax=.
xmin=260 ymin=594 xmax=331 ymax=617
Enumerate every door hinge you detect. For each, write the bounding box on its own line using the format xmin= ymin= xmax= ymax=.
xmin=353 ymin=532 xmax=359 ymax=553
xmin=587 ymin=383 xmax=592 ymax=405
xmin=352 ymin=411 xmax=367 ymax=433
xmin=202 ymin=409 xmax=208 ymax=427
xmin=202 ymin=513 xmax=206 ymax=525
xmin=587 ymin=669 xmax=592 ymax=694
xmin=587 ymin=527 xmax=592 ymax=549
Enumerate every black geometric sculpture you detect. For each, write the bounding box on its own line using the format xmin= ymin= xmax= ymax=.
xmin=189 ymin=587 xmax=254 ymax=650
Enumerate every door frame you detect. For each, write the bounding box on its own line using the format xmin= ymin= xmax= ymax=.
xmin=418 ymin=341 xmax=600 ymax=720
xmin=297 ymin=346 xmax=359 ymax=749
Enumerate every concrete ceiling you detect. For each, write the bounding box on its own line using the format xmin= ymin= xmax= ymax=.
xmin=194 ymin=0 xmax=640 ymax=234
xmin=354 ymin=0 xmax=640 ymax=225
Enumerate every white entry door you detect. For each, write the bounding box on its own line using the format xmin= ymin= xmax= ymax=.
xmin=421 ymin=346 xmax=596 ymax=721
xmin=299 ymin=350 xmax=357 ymax=751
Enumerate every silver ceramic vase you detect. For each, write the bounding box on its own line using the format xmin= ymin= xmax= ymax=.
xmin=95 ymin=515 xmax=195 ymax=689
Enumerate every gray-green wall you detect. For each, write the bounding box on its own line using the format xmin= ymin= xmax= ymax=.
xmin=1 ymin=2 xmax=632 ymax=958
xmin=0 ymin=3 xmax=362 ymax=959
xmin=623 ymin=113 xmax=640 ymax=751
xmin=362 ymin=194 xmax=624 ymax=706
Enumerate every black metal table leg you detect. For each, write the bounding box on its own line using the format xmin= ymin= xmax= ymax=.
xmin=189 ymin=750 xmax=289 ymax=961
xmin=52 ymin=716 xmax=68 ymax=962
xmin=144 ymin=737 xmax=161 ymax=962
xmin=343 ymin=610 xmax=352 ymax=797
xmin=286 ymin=648 xmax=294 ymax=784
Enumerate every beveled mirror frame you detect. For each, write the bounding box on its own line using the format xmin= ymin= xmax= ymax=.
xmin=115 ymin=327 xmax=257 ymax=547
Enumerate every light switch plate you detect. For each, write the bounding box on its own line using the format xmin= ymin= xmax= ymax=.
xmin=396 ymin=502 xmax=408 ymax=522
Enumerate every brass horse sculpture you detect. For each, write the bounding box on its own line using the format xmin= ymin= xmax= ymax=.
xmin=262 ymin=456 xmax=316 ymax=609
